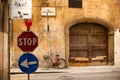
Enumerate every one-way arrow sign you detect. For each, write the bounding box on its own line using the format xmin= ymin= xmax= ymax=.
xmin=20 ymin=59 xmax=37 ymax=68
xmin=18 ymin=53 xmax=39 ymax=74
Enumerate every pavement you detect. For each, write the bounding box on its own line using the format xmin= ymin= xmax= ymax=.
xmin=10 ymin=66 xmax=120 ymax=74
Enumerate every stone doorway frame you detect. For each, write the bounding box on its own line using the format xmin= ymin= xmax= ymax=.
xmin=64 ymin=17 xmax=115 ymax=67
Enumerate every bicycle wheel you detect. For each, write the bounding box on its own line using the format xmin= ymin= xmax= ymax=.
xmin=57 ymin=58 xmax=66 ymax=69
xmin=41 ymin=60 xmax=50 ymax=70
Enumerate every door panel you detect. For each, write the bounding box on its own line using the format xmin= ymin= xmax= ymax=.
xmin=69 ymin=23 xmax=108 ymax=66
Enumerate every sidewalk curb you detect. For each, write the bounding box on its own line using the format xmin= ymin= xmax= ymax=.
xmin=10 ymin=66 xmax=120 ymax=74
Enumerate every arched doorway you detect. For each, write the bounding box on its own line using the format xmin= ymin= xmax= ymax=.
xmin=69 ymin=22 xmax=108 ymax=66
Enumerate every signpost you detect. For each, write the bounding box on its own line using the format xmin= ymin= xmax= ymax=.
xmin=18 ymin=53 xmax=38 ymax=80
xmin=17 ymin=31 xmax=38 ymax=52
xmin=17 ymin=31 xmax=38 ymax=80
xmin=9 ymin=0 xmax=35 ymax=80
xmin=18 ymin=53 xmax=38 ymax=74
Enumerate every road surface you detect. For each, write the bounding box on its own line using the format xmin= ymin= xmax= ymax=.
xmin=11 ymin=72 xmax=120 ymax=80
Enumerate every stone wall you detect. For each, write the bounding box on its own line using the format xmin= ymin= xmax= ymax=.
xmin=0 ymin=2 xmax=4 ymax=80
xmin=0 ymin=1 xmax=9 ymax=80
xmin=11 ymin=0 xmax=120 ymax=67
xmin=114 ymin=29 xmax=120 ymax=67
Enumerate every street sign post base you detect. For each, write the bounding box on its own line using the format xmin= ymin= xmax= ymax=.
xmin=28 ymin=74 xmax=30 ymax=80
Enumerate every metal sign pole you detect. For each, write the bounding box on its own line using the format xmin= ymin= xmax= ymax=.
xmin=28 ymin=74 xmax=30 ymax=80
xmin=8 ymin=18 xmax=11 ymax=80
xmin=46 ymin=11 xmax=49 ymax=32
xmin=46 ymin=11 xmax=51 ymax=53
xmin=27 ymin=51 xmax=30 ymax=80
xmin=46 ymin=11 xmax=51 ymax=55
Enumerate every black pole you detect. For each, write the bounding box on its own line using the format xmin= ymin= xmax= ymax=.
xmin=46 ymin=11 xmax=49 ymax=32
xmin=8 ymin=0 xmax=11 ymax=79
xmin=27 ymin=27 xmax=30 ymax=31
xmin=28 ymin=74 xmax=30 ymax=80
xmin=47 ymin=24 xmax=49 ymax=32
xmin=8 ymin=18 xmax=11 ymax=80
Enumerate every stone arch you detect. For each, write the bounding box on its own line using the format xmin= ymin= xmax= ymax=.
xmin=65 ymin=17 xmax=115 ymax=33
xmin=64 ymin=17 xmax=115 ymax=66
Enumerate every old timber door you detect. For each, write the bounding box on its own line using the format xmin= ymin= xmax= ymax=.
xmin=69 ymin=23 xmax=108 ymax=66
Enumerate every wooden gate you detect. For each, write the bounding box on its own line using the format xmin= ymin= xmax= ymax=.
xmin=69 ymin=22 xmax=108 ymax=66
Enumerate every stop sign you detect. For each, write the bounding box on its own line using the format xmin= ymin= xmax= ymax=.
xmin=17 ymin=31 xmax=38 ymax=52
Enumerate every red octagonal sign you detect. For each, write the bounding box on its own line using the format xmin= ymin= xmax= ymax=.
xmin=17 ymin=31 xmax=38 ymax=52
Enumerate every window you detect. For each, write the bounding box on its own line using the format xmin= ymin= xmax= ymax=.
xmin=69 ymin=0 xmax=82 ymax=8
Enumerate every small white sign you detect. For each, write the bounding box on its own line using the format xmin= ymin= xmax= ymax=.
xmin=10 ymin=0 xmax=32 ymax=19
xmin=11 ymin=0 xmax=32 ymax=8
xmin=41 ymin=7 xmax=56 ymax=16
xmin=10 ymin=9 xmax=32 ymax=19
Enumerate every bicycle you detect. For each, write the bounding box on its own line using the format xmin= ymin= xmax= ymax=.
xmin=41 ymin=52 xmax=66 ymax=70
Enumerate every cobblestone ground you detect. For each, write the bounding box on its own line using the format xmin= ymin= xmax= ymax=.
xmin=56 ymin=76 xmax=76 ymax=80
xmin=11 ymin=74 xmax=77 ymax=80
xmin=11 ymin=72 xmax=120 ymax=80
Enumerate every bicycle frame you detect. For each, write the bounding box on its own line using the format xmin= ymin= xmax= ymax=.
xmin=42 ymin=53 xmax=66 ymax=69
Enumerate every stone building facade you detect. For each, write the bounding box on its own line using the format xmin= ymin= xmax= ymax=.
xmin=1 ymin=0 xmax=120 ymax=79
xmin=11 ymin=0 xmax=120 ymax=67
xmin=8 ymin=0 xmax=120 ymax=67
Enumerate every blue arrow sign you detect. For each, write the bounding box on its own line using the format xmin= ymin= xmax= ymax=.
xmin=18 ymin=53 xmax=39 ymax=74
